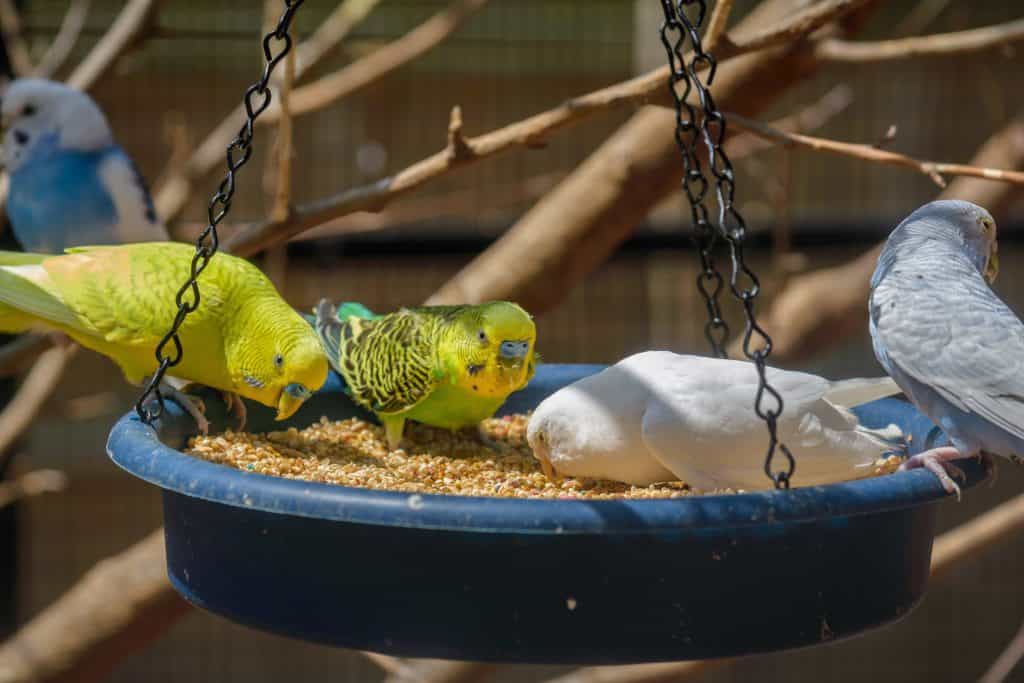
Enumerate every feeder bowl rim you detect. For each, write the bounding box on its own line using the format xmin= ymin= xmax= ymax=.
xmin=107 ymin=403 xmax=978 ymax=537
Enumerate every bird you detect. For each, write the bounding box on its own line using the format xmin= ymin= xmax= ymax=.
xmin=1 ymin=78 xmax=167 ymax=252
xmin=0 ymin=242 xmax=328 ymax=432
xmin=312 ymin=298 xmax=537 ymax=450
xmin=526 ymin=351 xmax=904 ymax=491
xmin=870 ymin=199 xmax=1012 ymax=498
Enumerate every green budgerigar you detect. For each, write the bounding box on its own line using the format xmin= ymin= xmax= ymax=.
xmin=313 ymin=298 xmax=538 ymax=450
xmin=0 ymin=242 xmax=328 ymax=430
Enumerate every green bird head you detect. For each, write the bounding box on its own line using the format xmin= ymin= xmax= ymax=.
xmin=229 ymin=298 xmax=329 ymax=421
xmin=453 ymin=301 xmax=537 ymax=398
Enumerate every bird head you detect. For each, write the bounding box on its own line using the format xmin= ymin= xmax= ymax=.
xmin=0 ymin=79 xmax=114 ymax=173
xmin=229 ymin=302 xmax=329 ymax=421
xmin=457 ymin=301 xmax=537 ymax=396
xmin=526 ymin=395 xmax=584 ymax=480
xmin=888 ymin=199 xmax=999 ymax=286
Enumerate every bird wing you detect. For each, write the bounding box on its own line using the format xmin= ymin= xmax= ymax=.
xmin=336 ymin=308 xmax=439 ymax=415
xmin=871 ymin=257 xmax=1024 ymax=442
xmin=97 ymin=150 xmax=168 ymax=243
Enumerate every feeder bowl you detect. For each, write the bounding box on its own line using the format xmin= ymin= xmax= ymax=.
xmin=107 ymin=364 xmax=985 ymax=664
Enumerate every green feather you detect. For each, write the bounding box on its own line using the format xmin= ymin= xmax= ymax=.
xmin=336 ymin=301 xmax=378 ymax=320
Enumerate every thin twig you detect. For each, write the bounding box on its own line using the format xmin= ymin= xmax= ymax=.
xmin=0 ymin=334 xmax=53 ymax=378
xmin=893 ymin=0 xmax=955 ymax=36
xmin=273 ymin=0 xmax=489 ymax=122
xmin=0 ymin=469 xmax=67 ymax=509
xmin=67 ymin=0 xmax=162 ymax=92
xmin=292 ymin=0 xmax=383 ymax=77
xmin=726 ymin=113 xmax=1024 ymax=188
xmin=0 ymin=0 xmax=33 ymax=76
xmin=361 ymin=652 xmax=414 ymax=678
xmin=383 ymin=660 xmax=496 ymax=683
xmin=980 ymin=619 xmax=1024 ymax=683
xmin=33 ymin=0 xmax=92 ymax=79
xmin=269 ymin=6 xmax=295 ymax=223
xmin=0 ymin=344 xmax=76 ymax=457
xmin=817 ymin=17 xmax=1024 ymax=62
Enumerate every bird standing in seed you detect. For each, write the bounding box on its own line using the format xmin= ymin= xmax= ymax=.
xmin=870 ymin=199 xmax=1017 ymax=498
xmin=312 ymin=299 xmax=537 ymax=450
xmin=0 ymin=242 xmax=328 ymax=432
xmin=1 ymin=79 xmax=167 ymax=252
xmin=527 ymin=351 xmax=904 ymax=490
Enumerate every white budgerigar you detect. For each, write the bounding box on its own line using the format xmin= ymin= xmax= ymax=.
xmin=870 ymin=199 xmax=1013 ymax=497
xmin=1 ymin=79 xmax=167 ymax=251
xmin=526 ymin=351 xmax=904 ymax=491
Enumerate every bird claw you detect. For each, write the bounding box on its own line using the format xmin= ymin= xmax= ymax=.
xmin=899 ymin=446 xmax=966 ymax=501
xmin=222 ymin=391 xmax=247 ymax=432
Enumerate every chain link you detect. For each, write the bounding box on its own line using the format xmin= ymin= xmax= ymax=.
xmin=135 ymin=0 xmax=305 ymax=423
xmin=659 ymin=0 xmax=795 ymax=489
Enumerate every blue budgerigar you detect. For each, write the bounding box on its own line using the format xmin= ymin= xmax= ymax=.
xmin=1 ymin=79 xmax=167 ymax=251
xmin=869 ymin=199 xmax=1009 ymax=497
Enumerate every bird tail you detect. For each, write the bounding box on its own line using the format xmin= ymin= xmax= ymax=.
xmin=312 ymin=298 xmax=344 ymax=373
xmin=824 ymin=376 xmax=901 ymax=408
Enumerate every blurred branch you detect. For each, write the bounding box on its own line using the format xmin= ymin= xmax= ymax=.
xmin=893 ymin=0 xmax=953 ymax=36
xmin=33 ymin=0 xmax=92 ymax=79
xmin=727 ymin=113 xmax=1024 ymax=188
xmin=743 ymin=114 xmax=1024 ymax=363
xmin=424 ymin=0 xmax=881 ymax=311
xmin=0 ymin=344 xmax=76 ymax=457
xmin=274 ymin=0 xmax=489 ymax=122
xmin=817 ymin=17 xmax=1024 ymax=62
xmin=154 ymin=0 xmax=457 ymax=226
xmin=361 ymin=652 xmax=414 ymax=678
xmin=383 ymin=660 xmax=496 ymax=683
xmin=224 ymin=0 xmax=877 ymax=256
xmin=726 ymin=84 xmax=852 ymax=157
xmin=980 ymin=620 xmax=1024 ymax=683
xmin=704 ymin=0 xmax=736 ymax=53
xmin=0 ymin=469 xmax=67 ymax=509
xmin=0 ymin=528 xmax=189 ymax=683
xmin=0 ymin=0 xmax=31 ymax=76
xmin=67 ymin=0 xmax=162 ymax=92
xmin=0 ymin=334 xmax=53 ymax=378
xmin=548 ymin=491 xmax=1024 ymax=683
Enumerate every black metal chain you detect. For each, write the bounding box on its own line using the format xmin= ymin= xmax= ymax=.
xmin=135 ymin=0 xmax=305 ymax=423
xmin=659 ymin=0 xmax=795 ymax=489
xmin=659 ymin=0 xmax=728 ymax=358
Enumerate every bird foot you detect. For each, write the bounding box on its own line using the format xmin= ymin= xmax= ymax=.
xmin=221 ymin=391 xmax=247 ymax=432
xmin=899 ymin=446 xmax=967 ymax=501
xmin=160 ymin=383 xmax=210 ymax=436
xmin=473 ymin=424 xmax=506 ymax=453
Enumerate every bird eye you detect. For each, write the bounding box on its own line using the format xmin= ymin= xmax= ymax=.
xmin=477 ymin=330 xmax=487 ymax=343
xmin=22 ymin=104 xmax=35 ymax=117
xmin=273 ymin=353 xmax=284 ymax=369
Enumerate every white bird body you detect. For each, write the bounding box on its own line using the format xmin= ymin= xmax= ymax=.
xmin=527 ymin=351 xmax=903 ymax=491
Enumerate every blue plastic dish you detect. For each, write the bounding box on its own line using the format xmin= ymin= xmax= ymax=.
xmin=107 ymin=364 xmax=985 ymax=664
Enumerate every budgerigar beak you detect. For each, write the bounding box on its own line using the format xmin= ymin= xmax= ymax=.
xmin=276 ymin=383 xmax=313 ymax=420
xmin=985 ymin=246 xmax=999 ymax=285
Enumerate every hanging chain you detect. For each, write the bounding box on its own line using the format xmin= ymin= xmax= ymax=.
xmin=659 ymin=0 xmax=728 ymax=358
xmin=135 ymin=0 xmax=305 ymax=423
xmin=659 ymin=0 xmax=795 ymax=489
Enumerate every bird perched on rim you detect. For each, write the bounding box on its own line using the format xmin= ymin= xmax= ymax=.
xmin=1 ymin=79 xmax=167 ymax=252
xmin=527 ymin=351 xmax=904 ymax=491
xmin=312 ymin=299 xmax=537 ymax=450
xmin=870 ymin=199 xmax=1012 ymax=498
xmin=0 ymin=242 xmax=328 ymax=432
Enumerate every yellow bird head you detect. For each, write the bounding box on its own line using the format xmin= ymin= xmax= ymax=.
xmin=229 ymin=300 xmax=329 ymax=421
xmin=455 ymin=301 xmax=537 ymax=397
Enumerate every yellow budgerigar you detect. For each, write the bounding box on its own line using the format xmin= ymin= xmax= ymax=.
xmin=0 ymin=242 xmax=328 ymax=431
xmin=313 ymin=298 xmax=537 ymax=450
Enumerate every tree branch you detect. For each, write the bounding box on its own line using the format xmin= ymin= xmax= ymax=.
xmin=980 ymin=619 xmax=1024 ymax=683
xmin=741 ymin=114 xmax=1024 ymax=363
xmin=704 ymin=0 xmax=736 ymax=53
xmin=0 ymin=345 xmax=76 ymax=457
xmin=67 ymin=0 xmax=162 ymax=92
xmin=817 ymin=17 xmax=1024 ymax=62
xmin=224 ymin=0 xmax=878 ymax=256
xmin=383 ymin=660 xmax=496 ymax=683
xmin=0 ymin=0 xmax=32 ymax=76
xmin=726 ymin=113 xmax=1024 ymax=188
xmin=0 ymin=469 xmax=67 ymax=510
xmin=33 ymin=0 xmax=93 ymax=79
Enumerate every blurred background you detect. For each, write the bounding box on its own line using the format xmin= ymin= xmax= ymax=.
xmin=4 ymin=0 xmax=1024 ymax=681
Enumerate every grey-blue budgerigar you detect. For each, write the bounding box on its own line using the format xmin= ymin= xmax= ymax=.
xmin=869 ymin=199 xmax=1009 ymax=497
